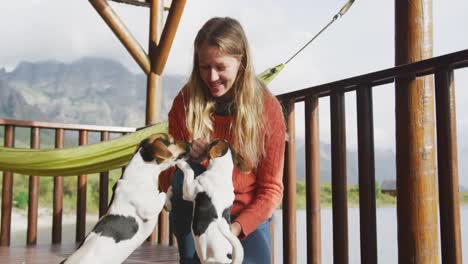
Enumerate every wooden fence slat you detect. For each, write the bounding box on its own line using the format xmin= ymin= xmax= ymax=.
xmin=305 ymin=96 xmax=321 ymax=264
xmin=330 ymin=91 xmax=348 ymax=264
xmin=0 ymin=125 xmax=15 ymax=246
xmin=52 ymin=128 xmax=64 ymax=244
xmin=283 ymin=99 xmax=297 ymax=264
xmin=76 ymin=130 xmax=88 ymax=243
xmin=99 ymin=131 xmax=110 ymax=218
xmin=356 ymin=86 xmax=378 ymax=264
xmin=435 ymin=69 xmax=463 ymax=264
xmin=27 ymin=127 xmax=41 ymax=245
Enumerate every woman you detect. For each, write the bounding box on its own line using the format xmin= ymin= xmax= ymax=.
xmin=159 ymin=17 xmax=286 ymax=264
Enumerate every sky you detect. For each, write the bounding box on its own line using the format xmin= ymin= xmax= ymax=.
xmin=1 ymin=0 xmax=468 ymax=153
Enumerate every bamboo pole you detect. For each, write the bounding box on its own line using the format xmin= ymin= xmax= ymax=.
xmin=395 ymin=1 xmax=439 ymax=263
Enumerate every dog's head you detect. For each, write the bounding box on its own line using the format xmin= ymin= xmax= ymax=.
xmin=139 ymin=133 xmax=191 ymax=166
xmin=207 ymin=139 xmax=250 ymax=172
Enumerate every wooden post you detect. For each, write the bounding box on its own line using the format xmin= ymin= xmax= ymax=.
xmin=395 ymin=1 xmax=439 ymax=263
xmin=147 ymin=0 xmax=165 ymax=243
xmin=0 ymin=125 xmax=15 ymax=246
xmin=435 ymin=69 xmax=462 ymax=264
xmin=283 ymin=99 xmax=297 ymax=264
xmin=27 ymin=127 xmax=40 ymax=245
xmin=76 ymin=130 xmax=89 ymax=243
xmin=305 ymin=96 xmax=321 ymax=264
xmin=330 ymin=91 xmax=348 ymax=264
xmin=52 ymin=128 xmax=64 ymax=244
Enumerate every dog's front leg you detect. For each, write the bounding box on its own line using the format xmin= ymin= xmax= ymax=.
xmin=176 ymin=160 xmax=200 ymax=201
xmin=164 ymin=186 xmax=173 ymax=212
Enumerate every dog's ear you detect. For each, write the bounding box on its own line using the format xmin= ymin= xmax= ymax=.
xmin=150 ymin=140 xmax=174 ymax=164
xmin=139 ymin=133 xmax=173 ymax=163
xmin=207 ymin=139 xmax=229 ymax=159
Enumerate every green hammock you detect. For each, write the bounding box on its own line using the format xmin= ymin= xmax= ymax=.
xmin=0 ymin=66 xmax=285 ymax=176
xmin=0 ymin=123 xmax=167 ymax=176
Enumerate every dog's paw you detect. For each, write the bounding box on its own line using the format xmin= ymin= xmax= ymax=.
xmin=176 ymin=159 xmax=191 ymax=171
xmin=164 ymin=186 xmax=173 ymax=212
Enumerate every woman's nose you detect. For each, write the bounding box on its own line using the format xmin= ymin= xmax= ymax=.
xmin=209 ymin=68 xmax=219 ymax=81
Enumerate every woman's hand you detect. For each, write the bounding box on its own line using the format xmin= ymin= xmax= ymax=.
xmin=190 ymin=138 xmax=210 ymax=162
xmin=230 ymin=221 xmax=242 ymax=237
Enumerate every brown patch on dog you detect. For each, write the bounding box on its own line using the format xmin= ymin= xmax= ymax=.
xmin=150 ymin=139 xmax=175 ymax=164
xmin=208 ymin=139 xmax=251 ymax=172
xmin=207 ymin=139 xmax=229 ymax=159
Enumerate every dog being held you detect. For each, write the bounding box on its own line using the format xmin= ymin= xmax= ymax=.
xmin=61 ymin=133 xmax=190 ymax=264
xmin=173 ymin=139 xmax=248 ymax=264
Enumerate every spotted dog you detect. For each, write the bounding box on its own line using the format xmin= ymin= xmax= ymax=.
xmin=175 ymin=139 xmax=247 ymax=264
xmin=61 ymin=133 xmax=190 ymax=264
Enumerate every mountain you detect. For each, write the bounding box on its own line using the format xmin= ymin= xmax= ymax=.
xmin=1 ymin=57 xmax=466 ymax=188
xmin=0 ymin=57 xmax=185 ymax=128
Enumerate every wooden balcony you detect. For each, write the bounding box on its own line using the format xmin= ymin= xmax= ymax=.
xmin=1 ymin=49 xmax=468 ymax=263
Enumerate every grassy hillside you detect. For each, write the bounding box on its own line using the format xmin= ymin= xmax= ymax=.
xmin=295 ymin=181 xmax=396 ymax=209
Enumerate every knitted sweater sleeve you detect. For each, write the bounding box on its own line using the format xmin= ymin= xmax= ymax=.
xmin=234 ymin=95 xmax=286 ymax=238
xmin=159 ymin=91 xmax=189 ymax=192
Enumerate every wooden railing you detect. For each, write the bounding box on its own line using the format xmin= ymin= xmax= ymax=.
xmin=1 ymin=48 xmax=468 ymax=263
xmin=276 ymin=48 xmax=468 ymax=264
xmin=0 ymin=119 xmax=135 ymax=246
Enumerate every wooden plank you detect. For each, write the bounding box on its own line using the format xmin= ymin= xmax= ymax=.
xmin=356 ymin=86 xmax=378 ymax=264
xmin=330 ymin=91 xmax=348 ymax=264
xmin=435 ymin=69 xmax=463 ymax=264
xmin=0 ymin=243 xmax=179 ymax=263
xmin=0 ymin=125 xmax=15 ymax=246
xmin=305 ymin=96 xmax=321 ymax=264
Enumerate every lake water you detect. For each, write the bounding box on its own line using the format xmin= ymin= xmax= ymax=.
xmin=10 ymin=206 xmax=468 ymax=263
xmin=273 ymin=206 xmax=468 ymax=263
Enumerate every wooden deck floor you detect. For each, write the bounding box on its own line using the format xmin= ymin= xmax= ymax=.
xmin=0 ymin=242 xmax=179 ymax=263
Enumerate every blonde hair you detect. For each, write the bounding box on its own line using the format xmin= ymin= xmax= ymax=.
xmin=184 ymin=17 xmax=269 ymax=166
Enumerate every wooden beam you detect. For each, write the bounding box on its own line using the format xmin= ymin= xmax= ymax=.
xmin=89 ymin=0 xmax=151 ymax=74
xmin=395 ymin=1 xmax=439 ymax=263
xmin=153 ymin=0 xmax=186 ymax=75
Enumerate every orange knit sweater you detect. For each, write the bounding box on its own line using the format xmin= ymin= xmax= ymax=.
xmin=159 ymin=89 xmax=286 ymax=238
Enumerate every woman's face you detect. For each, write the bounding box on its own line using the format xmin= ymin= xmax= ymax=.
xmin=198 ymin=43 xmax=241 ymax=100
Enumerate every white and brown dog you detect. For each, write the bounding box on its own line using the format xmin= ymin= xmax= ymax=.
xmin=61 ymin=133 xmax=190 ymax=264
xmin=174 ymin=139 xmax=247 ymax=264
